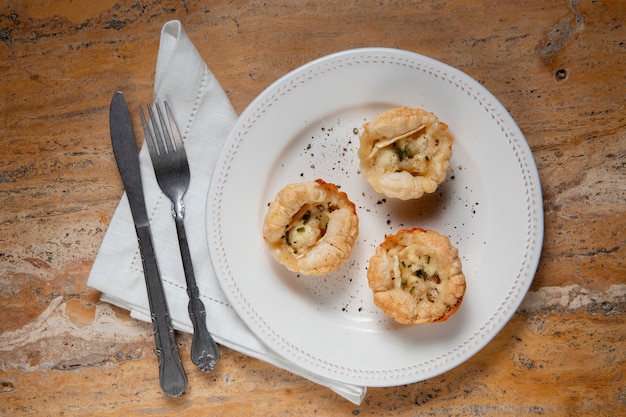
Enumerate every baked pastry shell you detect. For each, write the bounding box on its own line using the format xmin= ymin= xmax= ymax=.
xmin=263 ymin=179 xmax=359 ymax=276
xmin=367 ymin=228 xmax=466 ymax=324
xmin=358 ymin=107 xmax=454 ymax=200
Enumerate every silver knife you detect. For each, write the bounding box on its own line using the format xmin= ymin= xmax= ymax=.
xmin=109 ymin=91 xmax=187 ymax=397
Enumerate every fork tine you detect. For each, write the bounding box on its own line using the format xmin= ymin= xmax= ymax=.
xmin=154 ymin=102 xmax=176 ymax=154
xmin=140 ymin=106 xmax=160 ymax=157
xmin=147 ymin=104 xmax=166 ymax=156
xmin=164 ymin=101 xmax=185 ymax=153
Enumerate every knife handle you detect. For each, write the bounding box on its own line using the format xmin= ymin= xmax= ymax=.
xmin=136 ymin=225 xmax=187 ymax=397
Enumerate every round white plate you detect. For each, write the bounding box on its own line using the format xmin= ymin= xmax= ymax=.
xmin=207 ymin=48 xmax=543 ymax=387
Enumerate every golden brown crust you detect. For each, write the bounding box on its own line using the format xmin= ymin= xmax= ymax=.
xmin=358 ymin=107 xmax=454 ymax=200
xmin=263 ymin=179 xmax=359 ymax=275
xmin=367 ymin=228 xmax=465 ymax=324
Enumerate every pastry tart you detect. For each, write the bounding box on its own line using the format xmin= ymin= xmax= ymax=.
xmin=367 ymin=228 xmax=465 ymax=324
xmin=263 ymin=179 xmax=359 ymax=275
xmin=358 ymin=107 xmax=454 ymax=200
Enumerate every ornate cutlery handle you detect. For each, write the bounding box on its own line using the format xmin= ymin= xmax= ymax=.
xmin=136 ymin=226 xmax=187 ymax=396
xmin=174 ymin=208 xmax=221 ymax=372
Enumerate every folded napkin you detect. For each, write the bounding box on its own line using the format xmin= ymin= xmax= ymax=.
xmin=88 ymin=20 xmax=366 ymax=405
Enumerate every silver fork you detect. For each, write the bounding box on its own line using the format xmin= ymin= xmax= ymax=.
xmin=140 ymin=101 xmax=220 ymax=372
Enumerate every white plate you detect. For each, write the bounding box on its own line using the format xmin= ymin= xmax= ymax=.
xmin=207 ymin=48 xmax=543 ymax=387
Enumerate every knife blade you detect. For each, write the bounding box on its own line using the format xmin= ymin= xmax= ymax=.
xmin=109 ymin=91 xmax=187 ymax=397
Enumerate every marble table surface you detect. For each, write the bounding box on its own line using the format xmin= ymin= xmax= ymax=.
xmin=1 ymin=1 xmax=624 ymax=415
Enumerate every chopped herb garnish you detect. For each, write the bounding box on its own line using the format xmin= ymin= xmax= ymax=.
xmin=394 ymin=145 xmax=413 ymax=161
xmin=416 ymin=269 xmax=427 ymax=279
xmin=425 ymin=155 xmax=430 ymax=161
xmin=410 ymin=286 xmax=416 ymax=294
xmin=297 ymin=227 xmax=305 ymax=232
xmin=427 ymin=255 xmax=431 ymax=264
xmin=401 ymin=279 xmax=408 ymax=286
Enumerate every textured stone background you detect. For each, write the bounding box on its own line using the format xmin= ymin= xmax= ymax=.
xmin=1 ymin=1 xmax=624 ymax=415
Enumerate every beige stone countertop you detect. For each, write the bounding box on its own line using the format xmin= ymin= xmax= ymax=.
xmin=1 ymin=1 xmax=624 ymax=415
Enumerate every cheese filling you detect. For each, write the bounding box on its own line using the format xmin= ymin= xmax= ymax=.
xmin=391 ymin=250 xmax=442 ymax=302
xmin=371 ymin=127 xmax=439 ymax=176
xmin=285 ymin=204 xmax=330 ymax=255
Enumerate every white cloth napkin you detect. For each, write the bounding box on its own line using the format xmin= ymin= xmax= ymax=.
xmin=88 ymin=20 xmax=366 ymax=405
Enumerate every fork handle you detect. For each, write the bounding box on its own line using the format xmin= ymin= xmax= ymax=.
xmin=174 ymin=214 xmax=221 ymax=372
